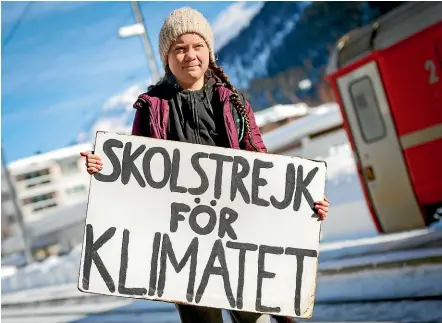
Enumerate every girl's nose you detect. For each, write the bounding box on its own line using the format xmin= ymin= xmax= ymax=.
xmin=184 ymin=50 xmax=197 ymax=61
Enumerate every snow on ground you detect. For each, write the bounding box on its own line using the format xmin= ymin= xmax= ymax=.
xmin=3 ymin=264 xmax=442 ymax=323
xmin=317 ymin=143 xmax=378 ymax=242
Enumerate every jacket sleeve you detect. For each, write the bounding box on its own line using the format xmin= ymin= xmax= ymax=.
xmin=241 ymin=98 xmax=267 ymax=153
xmin=131 ymin=98 xmax=151 ymax=137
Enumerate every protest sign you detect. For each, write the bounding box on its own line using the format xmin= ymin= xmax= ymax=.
xmin=77 ymin=131 xmax=327 ymax=318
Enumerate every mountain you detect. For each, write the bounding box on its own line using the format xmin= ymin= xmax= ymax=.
xmin=216 ymin=1 xmax=310 ymax=88
xmin=212 ymin=1 xmax=264 ymax=52
xmin=217 ymin=1 xmax=404 ymax=110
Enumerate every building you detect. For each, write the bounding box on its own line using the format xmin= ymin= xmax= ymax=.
xmin=1 ymin=143 xmax=93 ymax=258
xmin=254 ymin=102 xmax=310 ymax=134
xmin=2 ymin=143 xmax=92 ymax=221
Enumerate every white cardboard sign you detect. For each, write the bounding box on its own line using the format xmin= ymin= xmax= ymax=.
xmin=77 ymin=131 xmax=326 ymax=318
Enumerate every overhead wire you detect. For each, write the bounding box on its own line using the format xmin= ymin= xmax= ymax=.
xmin=2 ymin=1 xmax=34 ymax=50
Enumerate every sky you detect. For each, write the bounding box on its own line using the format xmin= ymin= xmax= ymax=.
xmin=1 ymin=1 xmax=263 ymax=162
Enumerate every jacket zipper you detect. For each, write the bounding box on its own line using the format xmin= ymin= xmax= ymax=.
xmin=192 ymin=93 xmax=201 ymax=144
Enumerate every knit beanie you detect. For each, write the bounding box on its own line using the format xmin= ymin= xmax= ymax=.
xmin=159 ymin=7 xmax=215 ymax=68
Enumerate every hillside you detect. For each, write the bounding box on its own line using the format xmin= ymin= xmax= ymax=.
xmin=217 ymin=1 xmax=404 ymax=110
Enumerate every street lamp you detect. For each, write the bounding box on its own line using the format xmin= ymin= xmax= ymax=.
xmin=118 ymin=23 xmax=145 ymax=38
xmin=118 ymin=1 xmax=161 ymax=84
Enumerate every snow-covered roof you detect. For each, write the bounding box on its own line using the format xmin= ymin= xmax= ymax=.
xmin=254 ymin=103 xmax=309 ymax=127
xmin=7 ymin=142 xmax=93 ymax=172
xmin=263 ymin=103 xmax=342 ymax=152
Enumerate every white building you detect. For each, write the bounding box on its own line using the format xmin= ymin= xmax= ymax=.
xmin=2 ymin=143 xmax=92 ymax=221
xmin=1 ymin=143 xmax=93 ymax=256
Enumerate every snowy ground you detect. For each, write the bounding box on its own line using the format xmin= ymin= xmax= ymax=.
xmin=3 ymin=264 xmax=442 ymax=323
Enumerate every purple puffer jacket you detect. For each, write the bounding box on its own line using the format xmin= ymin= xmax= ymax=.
xmin=131 ymin=85 xmax=267 ymax=153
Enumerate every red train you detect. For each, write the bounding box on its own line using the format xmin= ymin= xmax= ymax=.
xmin=326 ymin=2 xmax=442 ymax=233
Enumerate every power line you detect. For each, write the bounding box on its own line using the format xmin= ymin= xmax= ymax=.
xmin=2 ymin=1 xmax=33 ymax=50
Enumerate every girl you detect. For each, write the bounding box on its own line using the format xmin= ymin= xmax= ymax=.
xmin=81 ymin=7 xmax=329 ymax=323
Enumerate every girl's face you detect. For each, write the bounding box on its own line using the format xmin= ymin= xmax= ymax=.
xmin=168 ymin=33 xmax=210 ymax=88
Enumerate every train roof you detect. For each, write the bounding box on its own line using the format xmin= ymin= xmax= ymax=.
xmin=327 ymin=1 xmax=442 ymax=74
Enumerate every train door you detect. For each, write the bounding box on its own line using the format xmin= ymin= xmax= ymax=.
xmin=336 ymin=61 xmax=426 ymax=233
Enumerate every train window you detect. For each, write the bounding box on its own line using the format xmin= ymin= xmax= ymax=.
xmin=349 ymin=77 xmax=386 ymax=143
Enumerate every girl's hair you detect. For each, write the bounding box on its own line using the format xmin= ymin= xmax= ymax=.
xmin=208 ymin=60 xmax=261 ymax=152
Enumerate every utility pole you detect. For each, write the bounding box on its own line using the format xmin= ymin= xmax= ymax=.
xmin=130 ymin=1 xmax=161 ymax=83
xmin=1 ymin=147 xmax=33 ymax=265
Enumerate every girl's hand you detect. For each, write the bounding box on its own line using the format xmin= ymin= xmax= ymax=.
xmin=314 ymin=195 xmax=329 ymax=220
xmin=80 ymin=151 xmax=103 ymax=175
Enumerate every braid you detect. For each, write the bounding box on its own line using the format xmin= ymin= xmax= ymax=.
xmin=209 ymin=60 xmax=261 ymax=152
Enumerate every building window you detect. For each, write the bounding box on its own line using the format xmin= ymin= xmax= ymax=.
xmin=66 ymin=185 xmax=86 ymax=195
xmin=59 ymin=158 xmax=79 ymax=175
xmin=22 ymin=192 xmax=56 ymax=205
xmin=16 ymin=169 xmax=50 ymax=182
xmin=349 ymin=76 xmax=386 ymax=143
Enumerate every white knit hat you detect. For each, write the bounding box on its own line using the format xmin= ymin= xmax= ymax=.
xmin=159 ymin=7 xmax=215 ymax=68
